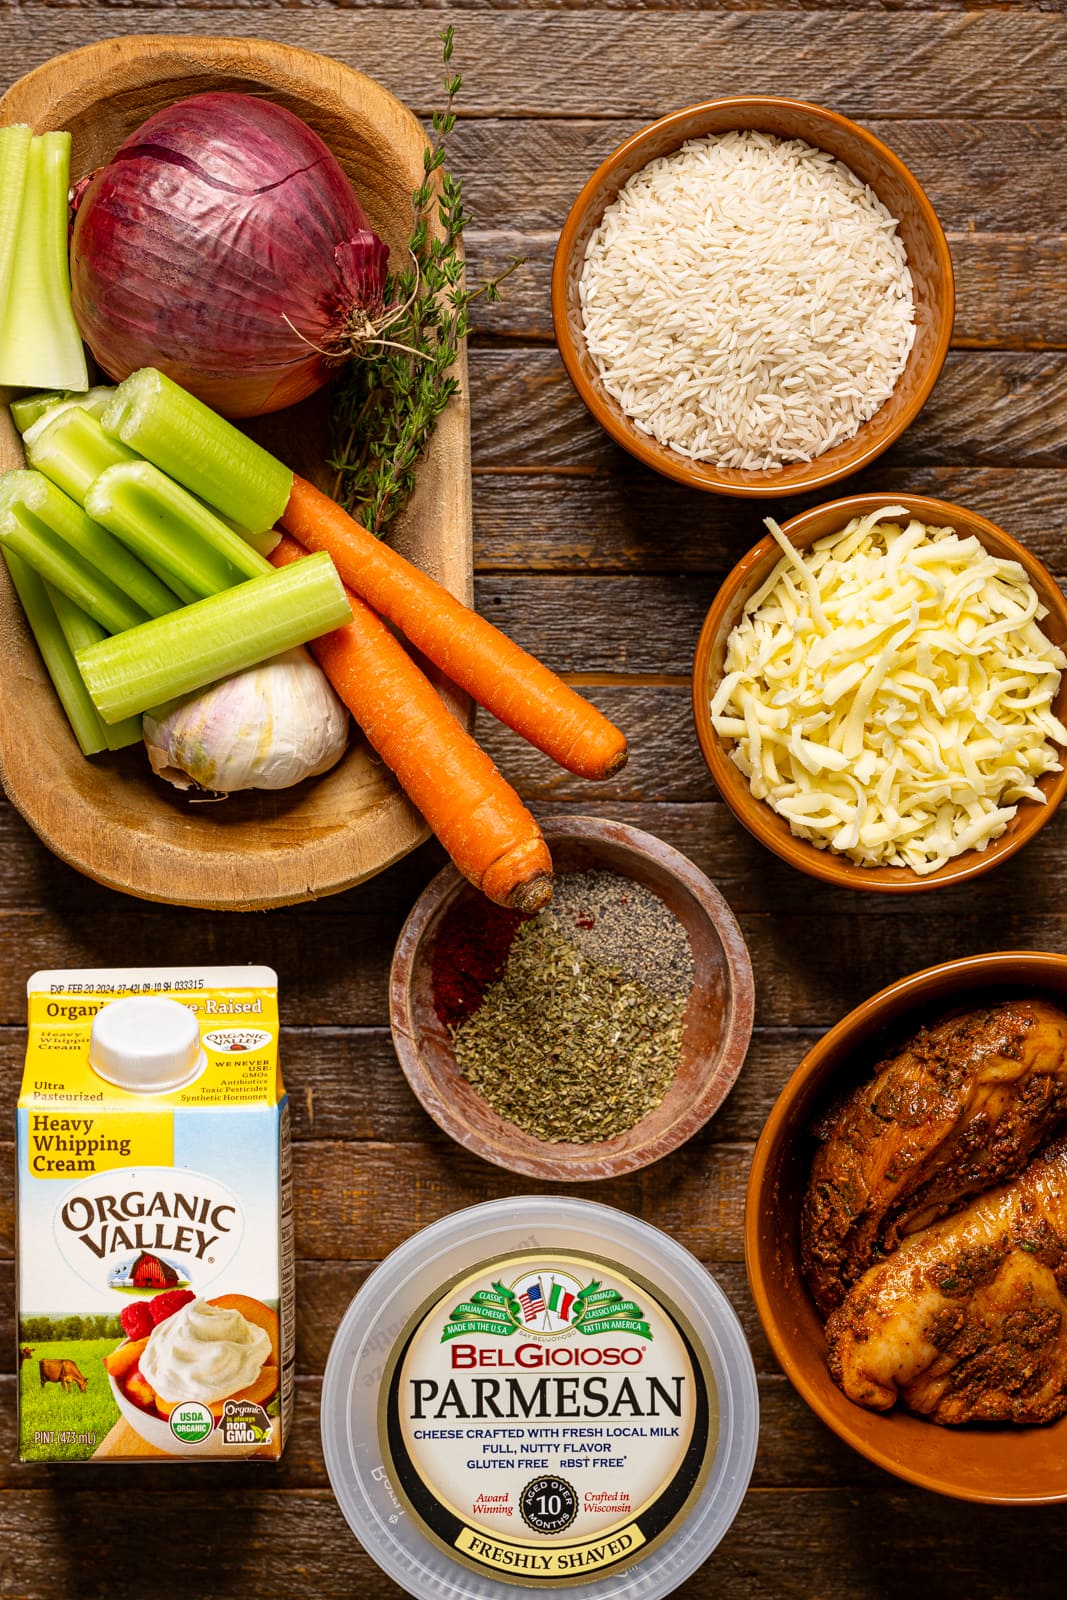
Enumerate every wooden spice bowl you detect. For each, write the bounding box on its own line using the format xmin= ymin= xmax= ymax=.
xmin=389 ymin=816 xmax=755 ymax=1181
xmin=746 ymin=951 xmax=1067 ymax=1503
xmin=552 ymin=96 xmax=954 ymax=499
xmin=0 ymin=34 xmax=471 ymax=909
xmin=692 ymin=493 xmax=1067 ymax=892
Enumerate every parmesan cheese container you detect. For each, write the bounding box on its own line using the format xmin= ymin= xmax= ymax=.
xmin=321 ymin=1196 xmax=758 ymax=1598
xmin=16 ymin=966 xmax=293 ymax=1463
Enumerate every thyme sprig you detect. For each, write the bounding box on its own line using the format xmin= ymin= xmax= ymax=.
xmin=330 ymin=26 xmax=519 ymax=537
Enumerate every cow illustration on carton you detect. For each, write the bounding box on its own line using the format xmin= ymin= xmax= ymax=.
xmin=39 ymin=1357 xmax=87 ymax=1393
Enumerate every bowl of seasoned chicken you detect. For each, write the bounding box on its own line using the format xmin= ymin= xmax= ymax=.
xmin=746 ymin=950 xmax=1067 ymax=1502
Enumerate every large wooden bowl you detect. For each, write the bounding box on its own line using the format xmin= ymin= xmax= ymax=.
xmin=0 ymin=35 xmax=471 ymax=909
xmin=389 ymin=816 xmax=755 ymax=1181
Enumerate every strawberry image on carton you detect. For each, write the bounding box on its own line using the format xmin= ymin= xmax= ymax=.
xmin=16 ymin=966 xmax=293 ymax=1462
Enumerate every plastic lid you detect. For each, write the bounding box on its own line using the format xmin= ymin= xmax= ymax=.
xmin=89 ymin=996 xmax=206 ymax=1094
xmin=321 ymin=1196 xmax=759 ymax=1600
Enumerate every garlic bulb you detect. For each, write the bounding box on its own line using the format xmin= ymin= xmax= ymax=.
xmin=143 ymin=647 xmax=349 ymax=794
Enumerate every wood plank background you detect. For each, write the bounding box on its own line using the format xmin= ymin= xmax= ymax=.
xmin=2 ymin=3 xmax=1067 ymax=1597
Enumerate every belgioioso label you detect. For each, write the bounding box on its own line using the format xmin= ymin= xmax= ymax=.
xmin=380 ymin=1250 xmax=717 ymax=1585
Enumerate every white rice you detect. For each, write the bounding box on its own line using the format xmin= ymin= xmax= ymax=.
xmin=578 ymin=131 xmax=916 ymax=472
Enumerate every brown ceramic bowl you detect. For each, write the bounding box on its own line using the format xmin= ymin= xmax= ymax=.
xmin=746 ymin=950 xmax=1067 ymax=1503
xmin=693 ymin=492 xmax=1067 ymax=892
xmin=552 ymin=96 xmax=953 ymax=499
xmin=389 ymin=816 xmax=754 ymax=1181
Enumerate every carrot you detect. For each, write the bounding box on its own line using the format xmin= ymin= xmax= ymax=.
xmin=280 ymin=474 xmax=628 ymax=781
xmin=270 ymin=535 xmax=553 ymax=912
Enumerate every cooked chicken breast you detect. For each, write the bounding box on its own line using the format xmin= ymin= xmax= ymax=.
xmin=825 ymin=1135 xmax=1067 ymax=1425
xmin=802 ymin=998 xmax=1067 ymax=1314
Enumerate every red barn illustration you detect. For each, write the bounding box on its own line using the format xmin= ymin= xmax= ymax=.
xmin=108 ymin=1251 xmax=188 ymax=1292
xmin=129 ymin=1252 xmax=180 ymax=1289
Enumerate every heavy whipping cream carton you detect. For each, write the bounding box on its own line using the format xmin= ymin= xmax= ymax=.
xmin=16 ymin=966 xmax=293 ymax=1462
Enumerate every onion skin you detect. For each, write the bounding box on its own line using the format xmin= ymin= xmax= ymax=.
xmin=70 ymin=93 xmax=390 ymax=418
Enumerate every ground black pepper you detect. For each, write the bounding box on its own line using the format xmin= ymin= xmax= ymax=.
xmin=545 ymin=872 xmax=695 ymax=999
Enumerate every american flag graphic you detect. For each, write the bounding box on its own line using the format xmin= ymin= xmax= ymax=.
xmin=518 ymin=1280 xmax=544 ymax=1323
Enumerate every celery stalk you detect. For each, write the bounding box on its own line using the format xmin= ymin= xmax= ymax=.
xmin=26 ymin=405 xmax=140 ymax=503
xmin=0 ymin=472 xmax=153 ymax=633
xmin=0 ymin=127 xmax=33 ymax=336
xmin=10 ymin=390 xmax=65 ymax=434
xmin=77 ymin=550 xmax=351 ymax=722
xmin=0 ymin=132 xmax=88 ymax=392
xmin=102 ymin=369 xmax=293 ymax=534
xmin=2 ymin=548 xmax=110 ymax=756
xmin=217 ymin=518 xmax=282 ymax=558
xmin=15 ymin=387 xmax=116 ymax=438
xmin=0 ymin=470 xmax=178 ymax=625
xmin=46 ymin=584 xmax=143 ymax=750
xmin=73 ymin=386 xmax=117 ymax=421
xmin=26 ymin=404 xmax=280 ymax=562
xmin=86 ymin=462 xmax=272 ymax=602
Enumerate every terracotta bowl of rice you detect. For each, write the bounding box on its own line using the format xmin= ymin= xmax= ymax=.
xmin=552 ymin=97 xmax=954 ymax=498
xmin=692 ymin=493 xmax=1067 ymax=891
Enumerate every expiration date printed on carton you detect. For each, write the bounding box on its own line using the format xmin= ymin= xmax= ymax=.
xmin=16 ymin=966 xmax=294 ymax=1463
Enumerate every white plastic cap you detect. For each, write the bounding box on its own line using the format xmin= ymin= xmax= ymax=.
xmin=89 ymin=996 xmax=205 ymax=1094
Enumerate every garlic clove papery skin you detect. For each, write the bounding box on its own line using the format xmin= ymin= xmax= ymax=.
xmin=143 ymin=647 xmax=350 ymax=794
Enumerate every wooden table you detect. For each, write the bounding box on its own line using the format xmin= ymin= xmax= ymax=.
xmin=2 ymin=6 xmax=1066 ymax=1597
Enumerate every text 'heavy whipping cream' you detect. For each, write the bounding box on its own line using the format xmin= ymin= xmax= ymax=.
xmin=321 ymin=1197 xmax=758 ymax=1599
xmin=16 ymin=966 xmax=293 ymax=1462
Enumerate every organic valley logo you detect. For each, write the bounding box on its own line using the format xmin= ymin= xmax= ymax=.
xmin=203 ymin=1027 xmax=272 ymax=1053
xmin=52 ymin=1165 xmax=245 ymax=1294
xmin=441 ymin=1268 xmax=653 ymax=1342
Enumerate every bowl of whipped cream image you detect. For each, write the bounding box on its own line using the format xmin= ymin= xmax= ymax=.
xmin=105 ymin=1292 xmax=281 ymax=1456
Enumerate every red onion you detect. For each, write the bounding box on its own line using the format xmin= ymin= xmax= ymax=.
xmin=70 ymin=92 xmax=390 ymax=418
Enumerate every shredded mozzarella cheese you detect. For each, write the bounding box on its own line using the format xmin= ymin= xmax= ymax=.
xmin=709 ymin=508 xmax=1067 ymax=874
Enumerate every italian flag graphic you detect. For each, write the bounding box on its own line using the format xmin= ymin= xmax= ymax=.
xmin=547 ymin=1281 xmax=575 ymax=1321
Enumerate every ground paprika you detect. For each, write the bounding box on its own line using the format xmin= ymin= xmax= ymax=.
xmin=430 ymin=894 xmax=524 ymax=1029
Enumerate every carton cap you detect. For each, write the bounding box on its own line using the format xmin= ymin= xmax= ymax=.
xmin=89 ymin=996 xmax=205 ymax=1094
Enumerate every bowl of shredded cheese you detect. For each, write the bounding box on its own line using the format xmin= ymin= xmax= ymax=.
xmin=552 ymin=97 xmax=954 ymax=498
xmin=694 ymin=494 xmax=1067 ymax=890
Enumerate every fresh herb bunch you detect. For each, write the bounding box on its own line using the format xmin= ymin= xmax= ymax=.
xmin=330 ymin=27 xmax=518 ymax=537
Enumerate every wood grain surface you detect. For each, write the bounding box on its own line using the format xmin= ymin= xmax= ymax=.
xmin=2 ymin=5 xmax=1067 ymax=1599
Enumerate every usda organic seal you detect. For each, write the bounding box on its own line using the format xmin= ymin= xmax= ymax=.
xmin=169 ymin=1401 xmax=214 ymax=1444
